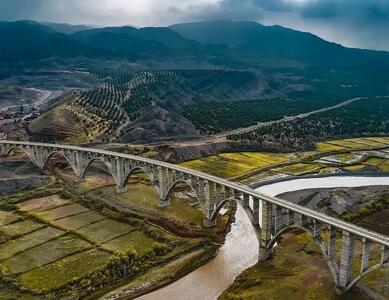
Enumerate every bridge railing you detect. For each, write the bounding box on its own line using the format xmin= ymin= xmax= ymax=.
xmin=0 ymin=140 xmax=388 ymax=293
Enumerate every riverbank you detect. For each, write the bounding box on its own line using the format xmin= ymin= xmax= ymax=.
xmin=0 ymin=156 xmax=235 ymax=300
xmin=221 ymin=176 xmax=389 ymax=300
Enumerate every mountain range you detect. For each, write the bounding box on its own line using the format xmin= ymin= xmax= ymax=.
xmin=1 ymin=19 xmax=389 ymax=68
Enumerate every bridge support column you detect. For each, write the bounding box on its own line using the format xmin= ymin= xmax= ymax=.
xmin=202 ymin=180 xmax=217 ymax=228
xmin=360 ymin=238 xmax=371 ymax=274
xmin=0 ymin=144 xmax=12 ymax=157
xmin=66 ymin=151 xmax=89 ymax=183
xmin=215 ymin=183 xmax=222 ymax=207
xmin=259 ymin=200 xmax=272 ymax=262
xmin=28 ymin=146 xmax=47 ymax=170
xmin=286 ymin=209 xmax=294 ymax=226
xmin=337 ymin=231 xmax=355 ymax=293
xmin=274 ymin=205 xmax=283 ymax=232
xmin=113 ymin=158 xmax=130 ymax=193
xmin=327 ymin=226 xmax=337 ymax=261
xmin=313 ymin=220 xmax=322 ymax=240
xmin=242 ymin=193 xmax=249 ymax=209
xmin=381 ymin=246 xmax=389 ymax=264
xmin=157 ymin=167 xmax=169 ymax=207
xmin=252 ymin=198 xmax=259 ymax=225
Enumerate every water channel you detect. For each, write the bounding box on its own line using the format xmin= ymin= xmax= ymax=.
xmin=138 ymin=176 xmax=389 ymax=300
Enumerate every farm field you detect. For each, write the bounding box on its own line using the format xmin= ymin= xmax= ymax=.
xmin=180 ymin=137 xmax=389 ymax=182
xmin=0 ymin=175 xmax=220 ymax=299
xmin=96 ymin=183 xmax=205 ymax=226
xmin=181 ymin=152 xmax=293 ymax=178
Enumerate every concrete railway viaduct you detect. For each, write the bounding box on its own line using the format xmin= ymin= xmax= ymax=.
xmin=0 ymin=140 xmax=388 ymax=294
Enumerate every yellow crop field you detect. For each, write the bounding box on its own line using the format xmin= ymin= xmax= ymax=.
xmin=316 ymin=142 xmax=347 ymax=152
xmin=181 ymin=152 xmax=292 ymax=179
xmin=277 ymin=163 xmax=322 ymax=175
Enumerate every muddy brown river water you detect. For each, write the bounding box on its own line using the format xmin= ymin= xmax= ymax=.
xmin=136 ymin=176 xmax=389 ymax=300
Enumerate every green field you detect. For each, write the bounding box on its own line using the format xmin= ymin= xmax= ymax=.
xmin=2 ymin=234 xmax=92 ymax=274
xmin=1 ymin=220 xmax=44 ymax=237
xmin=101 ymin=184 xmax=204 ymax=225
xmin=102 ymin=231 xmax=159 ymax=255
xmin=51 ymin=210 xmax=105 ymax=230
xmin=18 ymin=249 xmax=111 ymax=291
xmin=0 ymin=227 xmax=64 ymax=260
xmin=78 ymin=219 xmax=135 ymax=244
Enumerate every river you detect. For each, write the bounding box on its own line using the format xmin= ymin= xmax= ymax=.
xmin=136 ymin=176 xmax=389 ymax=300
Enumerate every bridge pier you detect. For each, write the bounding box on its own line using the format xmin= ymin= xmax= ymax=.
xmin=203 ymin=217 xmax=217 ymax=228
xmin=337 ymin=231 xmax=355 ymax=293
xmin=157 ymin=167 xmax=170 ymax=207
xmin=116 ymin=185 xmax=128 ymax=193
xmin=258 ymin=245 xmax=272 ymax=262
xmin=259 ymin=200 xmax=273 ymax=262
xmin=0 ymin=141 xmax=388 ymax=295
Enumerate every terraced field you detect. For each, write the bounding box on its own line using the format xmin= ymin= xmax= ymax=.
xmin=0 ymin=186 xmax=210 ymax=299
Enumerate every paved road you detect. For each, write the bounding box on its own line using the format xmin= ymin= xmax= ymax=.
xmin=144 ymin=96 xmax=367 ymax=148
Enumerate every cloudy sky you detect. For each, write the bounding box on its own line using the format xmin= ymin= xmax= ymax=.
xmin=1 ymin=0 xmax=389 ymax=51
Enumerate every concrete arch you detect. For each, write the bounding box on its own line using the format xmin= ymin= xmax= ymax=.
xmin=123 ymin=166 xmax=153 ymax=185
xmin=4 ymin=145 xmax=28 ymax=156
xmin=80 ymin=156 xmax=114 ymax=180
xmin=163 ymin=178 xmax=201 ymax=207
xmin=41 ymin=150 xmax=73 ymax=171
xmin=346 ymin=261 xmax=389 ymax=291
xmin=210 ymin=199 xmax=232 ymax=221
xmin=267 ymin=224 xmax=316 ymax=249
xmin=267 ymin=224 xmax=340 ymax=288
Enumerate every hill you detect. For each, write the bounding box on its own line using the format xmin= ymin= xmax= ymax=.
xmin=0 ymin=20 xmax=92 ymax=61
xmin=41 ymin=22 xmax=93 ymax=35
xmin=1 ymin=20 xmax=389 ymax=68
xmin=170 ymin=20 xmax=389 ymax=67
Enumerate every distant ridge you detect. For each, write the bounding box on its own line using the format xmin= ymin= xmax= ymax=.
xmin=0 ymin=19 xmax=388 ymax=67
xmin=41 ymin=22 xmax=95 ymax=35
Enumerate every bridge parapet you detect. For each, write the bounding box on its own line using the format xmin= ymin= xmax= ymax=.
xmin=0 ymin=140 xmax=388 ymax=294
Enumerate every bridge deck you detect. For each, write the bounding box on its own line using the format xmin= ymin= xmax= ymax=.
xmin=1 ymin=140 xmax=388 ymax=247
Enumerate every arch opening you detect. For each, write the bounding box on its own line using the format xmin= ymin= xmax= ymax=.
xmin=76 ymin=157 xmax=116 ymax=191
xmin=122 ymin=166 xmax=154 ymax=188
xmin=162 ymin=179 xmax=205 ymax=227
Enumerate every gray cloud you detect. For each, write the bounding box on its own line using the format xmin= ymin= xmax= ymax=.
xmin=0 ymin=0 xmax=389 ymax=51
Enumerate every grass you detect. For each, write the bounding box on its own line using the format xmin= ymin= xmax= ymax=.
xmin=319 ymin=167 xmax=340 ymax=174
xmin=101 ymin=231 xmax=159 ymax=255
xmin=365 ymin=137 xmax=389 ymax=144
xmin=277 ymin=163 xmax=322 ymax=175
xmin=78 ymin=219 xmax=135 ymax=244
xmin=18 ymin=249 xmax=111 ymax=291
xmin=102 ymin=184 xmax=204 ymax=225
xmin=0 ymin=210 xmax=22 ymax=226
xmin=362 ymin=157 xmax=389 ymax=172
xmin=343 ymin=164 xmax=369 ymax=172
xmin=181 ymin=152 xmax=291 ymax=179
xmin=348 ymin=138 xmax=388 ymax=147
xmin=325 ymin=140 xmax=370 ymax=149
xmin=0 ymin=227 xmax=64 ymax=260
xmin=36 ymin=203 xmax=89 ymax=221
xmin=2 ymin=234 xmax=92 ymax=274
xmin=51 ymin=210 xmax=105 ymax=230
xmin=316 ymin=142 xmax=347 ymax=152
xmin=1 ymin=220 xmax=45 ymax=237
xmin=17 ymin=195 xmax=69 ymax=213
xmin=220 ymin=231 xmax=369 ymax=300
xmin=324 ymin=153 xmax=360 ymax=163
